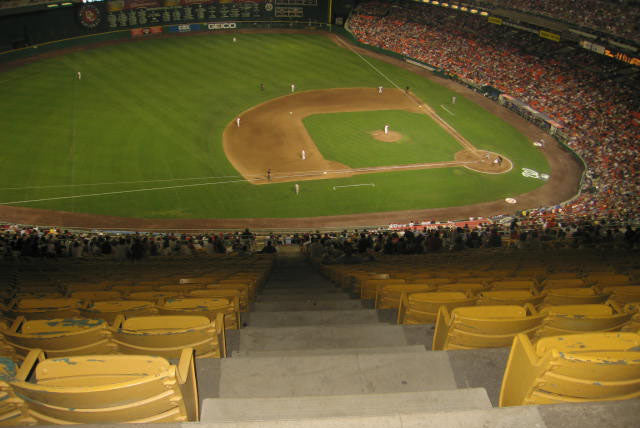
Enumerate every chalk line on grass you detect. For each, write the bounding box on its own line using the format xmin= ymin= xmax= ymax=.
xmin=440 ymin=104 xmax=455 ymax=116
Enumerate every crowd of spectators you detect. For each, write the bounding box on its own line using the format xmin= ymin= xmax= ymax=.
xmin=469 ymin=0 xmax=640 ymax=43
xmin=348 ymin=1 xmax=640 ymax=223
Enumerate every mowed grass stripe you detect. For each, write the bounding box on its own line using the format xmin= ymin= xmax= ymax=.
xmin=0 ymin=33 xmax=551 ymax=218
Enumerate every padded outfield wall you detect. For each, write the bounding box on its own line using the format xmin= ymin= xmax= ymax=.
xmin=0 ymin=0 xmax=346 ymax=54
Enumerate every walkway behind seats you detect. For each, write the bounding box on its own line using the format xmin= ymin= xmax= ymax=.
xmin=194 ymin=248 xmax=640 ymax=427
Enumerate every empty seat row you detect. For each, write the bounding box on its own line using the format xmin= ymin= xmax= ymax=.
xmin=431 ymin=303 xmax=636 ymax=350
xmin=1 ymin=313 xmax=226 ymax=360
xmin=0 ymin=348 xmax=199 ymax=424
xmin=3 ymin=296 xmax=240 ymax=330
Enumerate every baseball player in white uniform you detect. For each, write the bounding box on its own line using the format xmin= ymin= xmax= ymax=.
xmin=384 ymin=125 xmax=389 ymax=135
xmin=301 ymin=150 xmax=306 ymax=160
xmin=452 ymin=96 xmax=456 ymax=104
xmin=236 ymin=117 xmax=240 ymax=127
xmin=291 ymin=83 xmax=295 ymax=93
xmin=378 ymin=86 xmax=383 ymax=94
xmin=295 ymin=183 xmax=300 ymax=195
xmin=77 ymin=71 xmax=82 ymax=80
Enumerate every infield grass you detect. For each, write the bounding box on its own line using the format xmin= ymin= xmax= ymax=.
xmin=0 ymin=32 xmax=551 ymax=219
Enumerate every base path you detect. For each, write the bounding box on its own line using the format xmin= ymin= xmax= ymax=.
xmin=224 ymin=88 xmax=426 ymax=183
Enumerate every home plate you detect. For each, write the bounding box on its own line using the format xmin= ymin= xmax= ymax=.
xmin=505 ymin=198 xmax=517 ymax=204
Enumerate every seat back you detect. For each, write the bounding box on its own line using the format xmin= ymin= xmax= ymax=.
xmin=360 ymin=279 xmax=406 ymax=300
xmin=543 ymin=287 xmax=609 ymax=305
xmin=157 ymin=298 xmax=234 ymax=326
xmin=540 ymin=279 xmax=586 ymax=290
xmin=203 ymin=284 xmax=250 ymax=311
xmin=9 ymin=298 xmax=82 ymax=320
xmin=500 ymin=332 xmax=640 ymax=406
xmin=10 ymin=349 xmax=199 ymax=423
xmin=112 ymin=314 xmax=225 ymax=358
xmin=375 ymin=284 xmax=436 ymax=310
xmin=4 ymin=317 xmax=115 ymax=359
xmin=70 ymin=290 xmax=122 ymax=302
xmin=536 ymin=303 xmax=633 ymax=338
xmin=397 ymin=291 xmax=477 ymax=324
xmin=437 ymin=282 xmax=485 ymax=293
xmin=433 ymin=305 xmax=544 ymax=350
xmin=478 ymin=290 xmax=544 ymax=306
xmin=489 ymin=280 xmax=537 ymax=291
xmin=79 ymin=300 xmax=157 ymax=324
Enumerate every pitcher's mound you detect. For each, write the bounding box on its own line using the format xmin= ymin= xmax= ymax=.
xmin=370 ymin=130 xmax=403 ymax=143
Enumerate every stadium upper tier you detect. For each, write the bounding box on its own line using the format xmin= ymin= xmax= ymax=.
xmin=349 ymin=0 xmax=640 ymax=221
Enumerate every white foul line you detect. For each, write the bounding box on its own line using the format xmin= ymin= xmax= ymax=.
xmin=440 ymin=104 xmax=455 ymax=116
xmin=333 ymin=183 xmax=375 ymax=190
xmin=335 ymin=37 xmax=401 ymax=90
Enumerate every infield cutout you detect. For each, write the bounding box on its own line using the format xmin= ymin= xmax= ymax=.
xmin=222 ymin=88 xmax=511 ymax=184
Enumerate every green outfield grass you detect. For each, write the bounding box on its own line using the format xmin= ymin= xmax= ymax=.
xmin=303 ymin=110 xmax=461 ymax=168
xmin=0 ymin=32 xmax=551 ymax=219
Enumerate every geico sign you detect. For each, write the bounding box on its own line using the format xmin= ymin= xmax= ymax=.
xmin=207 ymin=22 xmax=237 ymax=30
xmin=178 ymin=25 xmax=191 ymax=32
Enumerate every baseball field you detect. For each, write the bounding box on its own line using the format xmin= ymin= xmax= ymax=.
xmin=0 ymin=31 xmax=560 ymax=225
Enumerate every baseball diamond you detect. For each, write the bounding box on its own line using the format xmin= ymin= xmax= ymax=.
xmin=0 ymin=31 xmax=579 ymax=229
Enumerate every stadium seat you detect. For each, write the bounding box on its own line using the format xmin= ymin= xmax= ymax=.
xmin=204 ymin=284 xmax=251 ymax=312
xmin=79 ymin=300 xmax=158 ymax=324
xmin=157 ymin=298 xmax=238 ymax=330
xmin=360 ymin=279 xmax=408 ymax=300
xmin=601 ymin=286 xmax=640 ymax=305
xmin=155 ymin=285 xmax=200 ymax=294
xmin=622 ymin=303 xmax=640 ymax=331
xmin=540 ymin=278 xmax=587 ymax=289
xmin=536 ymin=303 xmax=633 ymax=338
xmin=488 ymin=280 xmax=538 ymax=291
xmin=186 ymin=289 xmax=241 ymax=328
xmin=64 ymin=283 xmax=112 ymax=294
xmin=112 ymin=314 xmax=226 ymax=358
xmin=10 ymin=348 xmax=199 ymax=423
xmin=7 ymin=298 xmax=82 ymax=320
xmin=127 ymin=291 xmax=180 ymax=301
xmin=3 ymin=317 xmax=115 ymax=360
xmin=478 ymin=290 xmax=545 ymax=306
xmin=499 ymin=332 xmax=640 ymax=406
xmin=375 ymin=284 xmax=436 ymax=310
xmin=543 ymin=287 xmax=610 ymax=305
xmin=432 ymin=304 xmax=544 ymax=350
xmin=0 ymin=356 xmax=32 ymax=426
xmin=397 ymin=291 xmax=477 ymax=324
xmin=70 ymin=290 xmax=122 ymax=302
xmin=437 ymin=282 xmax=486 ymax=293
xmin=110 ymin=284 xmax=156 ymax=295
xmin=586 ymin=273 xmax=631 ymax=287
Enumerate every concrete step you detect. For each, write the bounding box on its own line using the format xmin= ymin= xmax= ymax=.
xmin=219 ymin=351 xmax=457 ymax=398
xmin=252 ymin=300 xmax=364 ymax=311
xmin=260 ymin=287 xmax=344 ymax=295
xmin=200 ymin=388 xmax=492 ymax=422
xmin=256 ymin=293 xmax=352 ymax=302
xmin=232 ymin=344 xmax=426 ymax=358
xmin=244 ymin=309 xmax=383 ymax=327
xmin=238 ymin=324 xmax=415 ymax=352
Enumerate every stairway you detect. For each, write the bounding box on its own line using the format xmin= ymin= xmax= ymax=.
xmin=198 ymin=248 xmax=504 ymax=424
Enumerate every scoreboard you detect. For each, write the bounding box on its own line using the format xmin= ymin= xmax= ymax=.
xmin=103 ymin=0 xmax=274 ymax=28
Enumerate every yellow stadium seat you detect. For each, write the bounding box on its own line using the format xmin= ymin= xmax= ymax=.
xmin=499 ymin=332 xmax=640 ymax=406
xmin=157 ymin=298 xmax=237 ymax=330
xmin=489 ymin=280 xmax=538 ymax=291
xmin=10 ymin=348 xmax=199 ymax=423
xmin=540 ymin=278 xmax=587 ymax=289
xmin=543 ymin=287 xmax=610 ymax=305
xmin=110 ymin=284 xmax=155 ymax=295
xmin=437 ymin=282 xmax=486 ymax=293
xmin=80 ymin=300 xmax=158 ymax=324
xmin=478 ymin=290 xmax=545 ymax=306
xmin=397 ymin=291 xmax=477 ymax=324
xmin=621 ymin=303 xmax=640 ymax=331
xmin=204 ymin=284 xmax=251 ymax=312
xmin=127 ymin=291 xmax=180 ymax=301
xmin=602 ymin=286 xmax=640 ymax=305
xmin=186 ymin=289 xmax=241 ymax=327
xmin=217 ymin=280 xmax=257 ymax=300
xmin=433 ymin=305 xmax=544 ymax=351
xmin=536 ymin=303 xmax=633 ymax=338
xmin=586 ymin=273 xmax=631 ymax=287
xmin=0 ymin=357 xmax=33 ymax=426
xmin=64 ymin=283 xmax=111 ymax=294
xmin=70 ymin=290 xmax=122 ymax=302
xmin=3 ymin=317 xmax=116 ymax=359
xmin=7 ymin=298 xmax=82 ymax=320
xmin=112 ymin=314 xmax=226 ymax=358
xmin=352 ymin=274 xmax=390 ymax=293
xmin=375 ymin=284 xmax=436 ymax=310
xmin=360 ymin=279 xmax=406 ymax=300
xmin=155 ymin=285 xmax=200 ymax=294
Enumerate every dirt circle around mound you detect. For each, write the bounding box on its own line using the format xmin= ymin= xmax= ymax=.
xmin=370 ymin=130 xmax=403 ymax=143
xmin=455 ymin=150 xmax=513 ymax=174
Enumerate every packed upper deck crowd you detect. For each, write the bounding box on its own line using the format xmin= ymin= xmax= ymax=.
xmin=469 ymin=0 xmax=640 ymax=43
xmin=348 ymin=1 xmax=640 ymax=223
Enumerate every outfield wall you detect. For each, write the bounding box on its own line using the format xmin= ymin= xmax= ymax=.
xmin=0 ymin=0 xmax=332 ymax=52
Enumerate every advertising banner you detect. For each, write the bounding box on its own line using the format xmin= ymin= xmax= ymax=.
xmin=207 ymin=22 xmax=237 ymax=29
xmin=130 ymin=26 xmax=163 ymax=36
xmin=539 ymin=30 xmax=560 ymax=42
